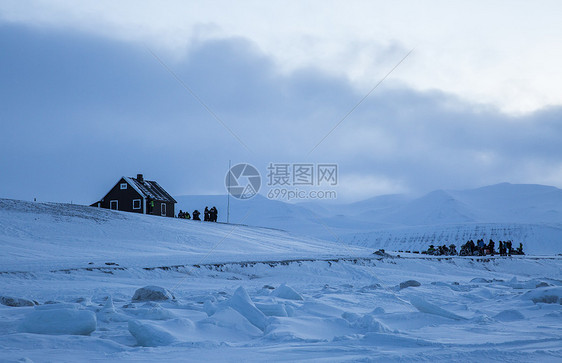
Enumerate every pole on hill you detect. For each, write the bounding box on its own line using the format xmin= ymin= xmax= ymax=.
xmin=227 ymin=159 xmax=231 ymax=224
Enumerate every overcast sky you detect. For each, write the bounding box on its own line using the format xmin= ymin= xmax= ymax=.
xmin=1 ymin=1 xmax=562 ymax=204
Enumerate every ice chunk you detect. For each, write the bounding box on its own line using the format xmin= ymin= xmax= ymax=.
xmin=524 ymin=287 xmax=562 ymax=304
xmin=494 ymin=309 xmax=525 ymax=321
xmin=226 ymin=286 xmax=268 ymax=331
xmin=341 ymin=312 xmax=360 ymax=322
xmin=73 ymin=297 xmax=92 ymax=305
xmin=409 ymin=296 xmax=466 ymax=320
xmin=201 ymin=307 xmax=263 ymax=336
xmin=472 ymin=314 xmax=495 ymax=324
xmin=265 ymin=315 xmax=354 ymax=342
xmin=132 ymin=286 xmax=175 ymax=302
xmin=470 ymin=278 xmax=492 ymax=283
xmin=204 ymin=300 xmax=218 ymax=316
xmin=0 ymin=296 xmax=36 ymax=307
xmin=352 ymin=314 xmax=392 ymax=333
xmin=255 ymin=302 xmax=288 ymax=317
xmin=97 ymin=296 xmax=129 ymax=323
xmin=128 ymin=319 xmax=177 ymax=347
xmin=271 ymin=284 xmax=303 ymax=300
xmin=103 ymin=296 xmax=116 ymax=312
xmin=20 ymin=308 xmax=96 ymax=335
xmin=342 ymin=312 xmax=392 ymax=333
xmin=299 ymin=301 xmax=345 ymax=318
xmin=35 ymin=303 xmax=81 ymax=310
xmin=399 ymin=280 xmax=421 ymax=289
xmin=285 ymin=304 xmax=295 ymax=317
xmin=126 ymin=303 xmax=176 ymax=320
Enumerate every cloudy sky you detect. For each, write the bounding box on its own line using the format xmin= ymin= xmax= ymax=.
xmin=1 ymin=1 xmax=561 ymax=204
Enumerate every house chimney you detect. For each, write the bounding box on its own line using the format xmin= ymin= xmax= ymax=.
xmin=137 ymin=173 xmax=144 ymax=183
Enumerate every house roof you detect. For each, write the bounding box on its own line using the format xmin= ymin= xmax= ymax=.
xmin=123 ymin=176 xmax=177 ymax=203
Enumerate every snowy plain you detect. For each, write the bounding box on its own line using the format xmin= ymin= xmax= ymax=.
xmin=0 ymin=197 xmax=561 ymax=362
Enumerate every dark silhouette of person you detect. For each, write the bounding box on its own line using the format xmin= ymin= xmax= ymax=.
xmin=506 ymin=241 xmax=513 ymax=255
xmin=488 ymin=239 xmax=495 ymax=256
xmin=204 ymin=207 xmax=210 ymax=222
xmin=193 ymin=210 xmax=201 ymax=221
xmin=210 ymin=206 xmax=218 ymax=222
xmin=449 ymin=244 xmax=457 ymax=255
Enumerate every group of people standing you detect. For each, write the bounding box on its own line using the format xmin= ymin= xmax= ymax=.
xmin=177 ymin=206 xmax=218 ymax=222
xmin=459 ymin=239 xmax=524 ymax=256
xmin=424 ymin=244 xmax=457 ymax=256
xmin=422 ymin=239 xmax=525 ymax=256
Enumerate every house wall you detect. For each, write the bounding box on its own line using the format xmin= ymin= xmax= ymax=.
xmin=165 ymin=201 xmax=175 ymax=217
xmin=99 ymin=178 xmax=144 ymax=214
xmin=146 ymin=200 xmax=175 ymax=217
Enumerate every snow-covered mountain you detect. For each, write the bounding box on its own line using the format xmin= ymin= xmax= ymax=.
xmin=176 ymin=183 xmax=562 ymax=254
xmin=315 ymin=182 xmax=562 ymax=226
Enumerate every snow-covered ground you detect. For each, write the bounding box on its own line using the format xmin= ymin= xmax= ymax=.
xmin=0 ymin=198 xmax=561 ymax=362
xmin=0 ymin=199 xmax=367 ymax=273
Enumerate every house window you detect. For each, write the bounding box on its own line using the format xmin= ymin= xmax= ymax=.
xmin=120 ymin=183 xmax=127 ymax=190
xmin=161 ymin=203 xmax=166 ymax=216
xmin=133 ymin=199 xmax=141 ymax=210
xmin=110 ymin=200 xmax=118 ymax=210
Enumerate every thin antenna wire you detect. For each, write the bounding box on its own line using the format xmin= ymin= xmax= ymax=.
xmin=308 ymin=48 xmax=415 ymax=155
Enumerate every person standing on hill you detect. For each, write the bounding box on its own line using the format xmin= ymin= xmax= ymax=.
xmin=193 ymin=210 xmax=201 ymax=221
xmin=204 ymin=207 xmax=210 ymax=222
xmin=210 ymin=206 xmax=218 ymax=222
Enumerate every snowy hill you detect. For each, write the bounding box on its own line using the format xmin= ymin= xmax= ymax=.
xmin=0 ymin=198 xmax=369 ymax=273
xmin=175 ymin=183 xmax=562 ymax=254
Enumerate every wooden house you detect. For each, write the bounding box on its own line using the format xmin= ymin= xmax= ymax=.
xmin=91 ymin=174 xmax=176 ymax=217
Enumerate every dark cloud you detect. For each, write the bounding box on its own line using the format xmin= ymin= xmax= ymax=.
xmin=1 ymin=23 xmax=561 ymax=204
